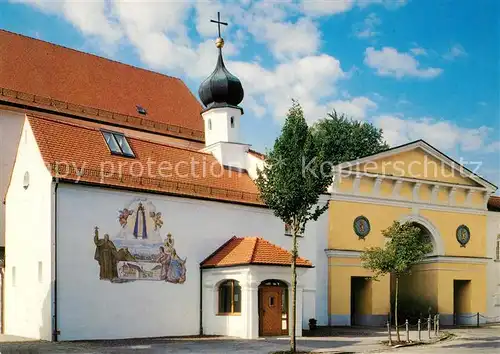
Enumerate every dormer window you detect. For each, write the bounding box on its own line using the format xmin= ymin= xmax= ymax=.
xmin=230 ymin=116 xmax=234 ymax=128
xmin=102 ymin=131 xmax=135 ymax=157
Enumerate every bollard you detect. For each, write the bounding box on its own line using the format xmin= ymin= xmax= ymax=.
xmin=476 ymin=312 xmax=480 ymax=328
xmin=434 ymin=314 xmax=437 ymax=335
xmin=437 ymin=314 xmax=440 ymax=335
xmin=387 ymin=321 xmax=392 ymax=346
xmin=406 ymin=319 xmax=410 ymax=343
xmin=428 ymin=315 xmax=431 ymax=339
xmin=418 ymin=318 xmax=421 ymax=341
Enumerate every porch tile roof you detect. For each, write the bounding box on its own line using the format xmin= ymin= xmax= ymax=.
xmin=201 ymin=236 xmax=313 ymax=268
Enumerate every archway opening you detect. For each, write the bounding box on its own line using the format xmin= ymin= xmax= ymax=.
xmin=258 ymin=280 xmax=288 ymax=336
xmin=409 ymin=222 xmax=435 ymax=256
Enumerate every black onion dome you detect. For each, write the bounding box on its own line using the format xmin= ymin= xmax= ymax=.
xmin=198 ymin=49 xmax=244 ymax=108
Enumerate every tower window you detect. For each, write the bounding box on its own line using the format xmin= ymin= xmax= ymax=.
xmin=136 ymin=105 xmax=147 ymax=115
xmin=208 ymin=119 xmax=212 ymax=130
xmin=230 ymin=116 xmax=234 ymax=128
xmin=102 ymin=131 xmax=135 ymax=157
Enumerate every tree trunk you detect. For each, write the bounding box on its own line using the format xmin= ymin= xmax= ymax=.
xmin=395 ymin=276 xmax=400 ymax=342
xmin=290 ymin=225 xmax=298 ymax=353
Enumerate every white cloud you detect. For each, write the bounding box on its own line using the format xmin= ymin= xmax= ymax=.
xmin=410 ymin=47 xmax=427 ymax=56
xmin=249 ymin=17 xmax=321 ymax=60
xmin=231 ymin=54 xmax=346 ymax=120
xmin=354 ymin=13 xmax=381 ymax=39
xmin=325 ymin=97 xmax=378 ymax=120
xmin=485 ymin=141 xmax=500 ymax=153
xmin=373 ymin=115 xmax=492 ymax=152
xmin=301 ymin=0 xmax=356 ymax=16
xmin=364 ymin=47 xmax=443 ymax=78
xmin=11 ymin=0 xmax=122 ymax=44
xmin=301 ymin=0 xmax=408 ymax=16
xmin=443 ymin=44 xmax=467 ymax=60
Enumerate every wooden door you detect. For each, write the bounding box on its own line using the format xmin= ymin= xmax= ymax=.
xmin=259 ymin=286 xmax=283 ymax=336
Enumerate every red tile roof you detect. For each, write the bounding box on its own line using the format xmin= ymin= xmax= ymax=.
xmin=201 ymin=236 xmax=313 ymax=268
xmin=488 ymin=196 xmax=500 ymax=212
xmin=28 ymin=115 xmax=262 ymax=206
xmin=0 ymin=30 xmax=204 ymax=141
xmin=248 ymin=149 xmax=266 ymax=160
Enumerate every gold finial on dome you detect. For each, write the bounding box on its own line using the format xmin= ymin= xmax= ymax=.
xmin=215 ymin=37 xmax=224 ymax=48
xmin=210 ymin=12 xmax=228 ymax=49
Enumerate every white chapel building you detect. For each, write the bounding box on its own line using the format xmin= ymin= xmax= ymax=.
xmin=0 ymin=29 xmax=329 ymax=341
xmin=1 ymin=27 xmax=499 ymax=342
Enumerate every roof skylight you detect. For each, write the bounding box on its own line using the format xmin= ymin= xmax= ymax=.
xmin=102 ymin=131 xmax=135 ymax=157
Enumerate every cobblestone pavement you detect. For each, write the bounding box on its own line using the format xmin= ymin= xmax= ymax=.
xmin=379 ymin=327 xmax=500 ymax=354
xmin=0 ymin=335 xmax=382 ymax=354
xmin=0 ymin=327 xmax=497 ymax=353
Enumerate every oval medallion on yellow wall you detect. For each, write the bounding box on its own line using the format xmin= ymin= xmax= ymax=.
xmin=456 ymin=225 xmax=471 ymax=247
xmin=353 ymin=216 xmax=370 ymax=239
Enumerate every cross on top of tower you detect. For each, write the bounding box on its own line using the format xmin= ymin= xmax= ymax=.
xmin=210 ymin=11 xmax=228 ymax=38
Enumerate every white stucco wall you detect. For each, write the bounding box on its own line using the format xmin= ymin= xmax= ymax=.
xmin=4 ymin=118 xmax=54 ymax=340
xmin=486 ymin=210 xmax=500 ymax=322
xmin=55 ymin=184 xmax=326 ymax=340
xmin=201 ymin=106 xmax=242 ymax=146
xmin=202 ymin=266 xmax=309 ymax=339
xmin=0 ymin=109 xmax=25 ymax=247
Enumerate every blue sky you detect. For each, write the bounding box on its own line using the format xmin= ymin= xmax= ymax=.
xmin=1 ymin=0 xmax=499 ymax=188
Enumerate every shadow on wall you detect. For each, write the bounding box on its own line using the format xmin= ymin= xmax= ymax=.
xmin=39 ymin=283 xmax=53 ymax=341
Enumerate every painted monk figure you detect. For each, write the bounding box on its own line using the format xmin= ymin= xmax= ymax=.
xmin=93 ymin=227 xmax=119 ymax=280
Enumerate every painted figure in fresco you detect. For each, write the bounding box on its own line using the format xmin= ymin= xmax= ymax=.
xmin=118 ymin=208 xmax=134 ymax=228
xmin=156 ymin=246 xmax=172 ymax=280
xmin=165 ymin=233 xmax=174 ymax=252
xmin=133 ymin=202 xmax=148 ymax=239
xmin=93 ymin=227 xmax=119 ymax=280
xmin=150 ymin=211 xmax=163 ymax=231
xmin=166 ymin=249 xmax=187 ymax=284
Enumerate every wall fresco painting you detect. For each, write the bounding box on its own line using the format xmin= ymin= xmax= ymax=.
xmin=93 ymin=198 xmax=187 ymax=283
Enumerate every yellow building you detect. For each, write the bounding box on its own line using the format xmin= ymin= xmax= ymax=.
xmin=327 ymin=140 xmax=497 ymax=326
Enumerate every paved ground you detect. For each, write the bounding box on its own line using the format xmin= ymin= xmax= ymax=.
xmin=0 ymin=327 xmax=496 ymax=353
xmin=379 ymin=327 xmax=500 ymax=354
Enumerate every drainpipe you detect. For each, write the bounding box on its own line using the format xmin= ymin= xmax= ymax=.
xmin=199 ymin=266 xmax=203 ymax=335
xmin=52 ymin=182 xmax=59 ymax=341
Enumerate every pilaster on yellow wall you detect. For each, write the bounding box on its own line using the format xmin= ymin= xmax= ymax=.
xmin=435 ymin=262 xmax=487 ymax=315
xmin=328 ymin=257 xmax=390 ymax=316
xmin=419 ymin=184 xmax=432 ymax=203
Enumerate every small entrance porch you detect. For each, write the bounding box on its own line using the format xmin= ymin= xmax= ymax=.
xmin=200 ymin=236 xmax=313 ymax=339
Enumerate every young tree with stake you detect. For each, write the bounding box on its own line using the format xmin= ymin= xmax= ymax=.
xmin=255 ymin=101 xmax=332 ymax=353
xmin=361 ymin=221 xmax=433 ymax=342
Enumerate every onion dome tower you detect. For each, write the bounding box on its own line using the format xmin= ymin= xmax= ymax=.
xmin=198 ymin=38 xmax=244 ymax=109
xmin=199 ymin=12 xmax=244 ymax=147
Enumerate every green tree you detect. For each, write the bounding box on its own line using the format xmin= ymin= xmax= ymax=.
xmin=361 ymin=221 xmax=433 ymax=342
xmin=255 ymin=101 xmax=332 ymax=353
xmin=312 ymin=111 xmax=389 ymax=165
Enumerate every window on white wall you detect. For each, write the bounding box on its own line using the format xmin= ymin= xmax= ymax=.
xmin=208 ymin=119 xmax=212 ymax=130
xmin=230 ymin=116 xmax=234 ymax=128
xmin=218 ymin=279 xmax=241 ymax=314
xmin=38 ymin=261 xmax=43 ymax=283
